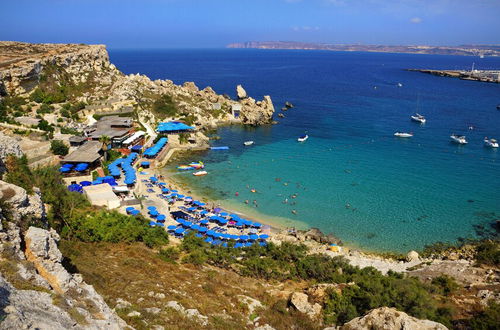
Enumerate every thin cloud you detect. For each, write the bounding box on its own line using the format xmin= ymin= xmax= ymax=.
xmin=410 ymin=17 xmax=423 ymax=23
xmin=292 ymin=26 xmax=321 ymax=31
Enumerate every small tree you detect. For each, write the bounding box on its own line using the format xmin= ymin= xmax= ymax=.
xmin=50 ymin=140 xmax=69 ymax=156
xmin=99 ymin=135 xmax=111 ymax=162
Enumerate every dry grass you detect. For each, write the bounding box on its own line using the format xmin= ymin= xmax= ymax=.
xmin=59 ymin=240 xmax=320 ymax=329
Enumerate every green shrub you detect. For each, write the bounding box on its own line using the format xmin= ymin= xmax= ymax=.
xmin=3 ymin=155 xmax=34 ymax=194
xmin=158 ymin=247 xmax=180 ymax=263
xmin=475 ymin=241 xmax=500 ymax=267
xmin=468 ymin=302 xmax=500 ymax=330
xmin=152 ymin=94 xmax=178 ymax=118
xmin=37 ymin=103 xmax=53 ymax=114
xmin=431 ymin=275 xmax=459 ymax=296
xmin=37 ymin=119 xmax=54 ymax=132
xmin=50 ymin=140 xmax=69 ymax=156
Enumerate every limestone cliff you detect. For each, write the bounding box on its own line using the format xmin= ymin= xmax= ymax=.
xmin=0 ymin=41 xmax=275 ymax=127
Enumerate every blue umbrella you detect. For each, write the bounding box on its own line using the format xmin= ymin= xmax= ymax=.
xmin=175 ymin=228 xmax=185 ymax=234
xmin=171 ymin=189 xmax=178 ymax=193
xmin=150 ymin=177 xmax=158 ymax=182
xmin=167 ymin=225 xmax=177 ymax=230
xmin=206 ymin=230 xmax=216 ymax=236
xmin=175 ymin=218 xmax=184 ymax=223
xmin=243 ymin=220 xmax=253 ymax=226
xmin=191 ymin=225 xmax=201 ymax=231
xmin=230 ymin=235 xmax=239 ymax=240
xmin=252 ymin=222 xmax=262 ymax=228
xmin=199 ymin=220 xmax=209 ymax=225
xmin=130 ymin=210 xmax=140 ymax=216
xmin=200 ymin=210 xmax=208 ymax=215
xmin=125 ymin=207 xmax=135 ymax=213
xmin=249 ymin=234 xmax=259 ymax=240
xmin=220 ymin=212 xmax=228 ymax=217
xmin=195 ymin=233 xmax=204 ymax=238
xmin=149 ymin=210 xmax=158 ymax=216
xmin=182 ymin=221 xmax=193 ymax=228
xmin=219 ymin=218 xmax=228 ymax=225
xmin=156 ymin=222 xmax=165 ymax=227
xmin=156 ymin=214 xmax=166 ymax=222
xmin=239 ymin=235 xmax=249 ymax=241
xmin=245 ymin=242 xmax=254 ymax=247
xmin=259 ymin=234 xmax=269 ymax=240
xmin=222 ymin=242 xmax=228 ymax=248
xmin=198 ymin=227 xmax=207 ymax=233
xmin=147 ymin=206 xmax=157 ymax=211
xmin=149 ymin=221 xmax=156 ymax=227
xmin=230 ymin=214 xmax=240 ymax=219
xmin=59 ymin=167 xmax=70 ymax=173
xmin=204 ymin=237 xmax=213 ymax=243
xmin=259 ymin=241 xmax=268 ymax=247
xmin=212 ymin=240 xmax=222 ymax=246
xmin=234 ymin=243 xmax=243 ymax=248
xmin=161 ymin=188 xmax=170 ymax=194
xmin=198 ymin=202 xmax=206 ymax=206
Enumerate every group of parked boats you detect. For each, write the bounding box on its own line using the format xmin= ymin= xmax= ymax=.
xmin=394 ymin=113 xmax=498 ymax=148
xmin=177 ymin=161 xmax=208 ymax=176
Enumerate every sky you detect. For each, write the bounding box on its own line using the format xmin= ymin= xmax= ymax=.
xmin=1 ymin=0 xmax=499 ymax=48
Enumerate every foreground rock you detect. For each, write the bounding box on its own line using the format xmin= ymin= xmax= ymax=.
xmin=0 ymin=133 xmax=23 ymax=175
xmin=24 ymin=226 xmax=127 ymax=328
xmin=289 ymin=291 xmax=322 ymax=319
xmin=340 ymin=307 xmax=448 ymax=330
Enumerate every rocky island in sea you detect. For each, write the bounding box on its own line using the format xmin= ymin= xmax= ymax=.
xmin=0 ymin=41 xmax=499 ymax=329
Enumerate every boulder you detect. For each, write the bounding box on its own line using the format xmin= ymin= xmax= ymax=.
xmin=289 ymin=292 xmax=322 ymax=319
xmin=406 ymin=250 xmax=420 ymax=262
xmin=340 ymin=307 xmax=448 ymax=330
xmin=236 ymin=84 xmax=247 ymax=99
xmin=0 ymin=133 xmax=23 ymax=174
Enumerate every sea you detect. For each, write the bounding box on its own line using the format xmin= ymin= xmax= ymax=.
xmin=109 ymin=49 xmax=500 ymax=253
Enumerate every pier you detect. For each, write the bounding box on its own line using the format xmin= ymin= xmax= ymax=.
xmin=408 ymin=68 xmax=500 ymax=83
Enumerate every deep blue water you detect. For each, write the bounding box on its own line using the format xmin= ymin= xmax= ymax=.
xmin=110 ymin=49 xmax=500 ymax=252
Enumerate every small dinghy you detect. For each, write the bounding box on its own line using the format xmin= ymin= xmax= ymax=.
xmin=484 ymin=137 xmax=499 ymax=148
xmin=450 ymin=134 xmax=468 ymax=144
xmin=297 ymin=134 xmax=308 ymax=142
xmin=243 ymin=141 xmax=254 ymax=146
xmin=394 ymin=132 xmax=413 ymax=138
xmin=193 ymin=171 xmax=208 ymax=176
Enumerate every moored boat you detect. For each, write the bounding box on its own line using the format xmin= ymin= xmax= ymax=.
xmin=394 ymin=132 xmax=413 ymax=138
xmin=193 ymin=170 xmax=208 ymax=176
xmin=484 ymin=137 xmax=499 ymax=148
xmin=297 ymin=134 xmax=308 ymax=142
xmin=243 ymin=141 xmax=254 ymax=146
xmin=411 ymin=113 xmax=426 ymax=124
xmin=450 ymin=134 xmax=468 ymax=144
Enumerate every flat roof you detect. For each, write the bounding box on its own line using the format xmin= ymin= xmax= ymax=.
xmin=63 ymin=140 xmax=102 ymax=163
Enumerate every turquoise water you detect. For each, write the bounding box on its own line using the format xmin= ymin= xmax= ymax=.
xmin=110 ymin=49 xmax=500 ymax=252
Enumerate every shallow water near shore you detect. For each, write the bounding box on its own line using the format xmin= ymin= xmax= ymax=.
xmin=111 ymin=49 xmax=500 ymax=253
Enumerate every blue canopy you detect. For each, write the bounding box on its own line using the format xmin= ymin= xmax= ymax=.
xmin=150 ymin=177 xmax=158 ymax=182
xmin=200 ymin=210 xmax=208 ymax=215
xmin=198 ymin=227 xmax=207 ymax=233
xmin=191 ymin=225 xmax=201 ymax=231
xmin=243 ymin=220 xmax=253 ymax=226
xmin=234 ymin=242 xmax=243 ymax=248
xmin=131 ymin=145 xmax=143 ymax=151
xmin=249 ymin=234 xmax=259 ymax=240
xmin=220 ymin=212 xmax=228 ymax=217
xmin=130 ymin=210 xmax=140 ymax=216
xmin=239 ymin=235 xmax=249 ymax=241
xmin=68 ymin=184 xmax=82 ymax=192
xmin=80 ymin=181 xmax=92 ymax=186
xmin=167 ymin=225 xmax=177 ymax=230
xmin=62 ymin=163 xmax=73 ymax=168
xmin=149 ymin=221 xmax=156 ymax=227
xmin=230 ymin=234 xmax=239 ymax=240
xmin=75 ymin=163 xmax=89 ymax=172
xmin=252 ymin=222 xmax=262 ymax=228
xmin=59 ymin=167 xmax=71 ymax=173
xmin=195 ymin=233 xmax=204 ymax=238
xmin=230 ymin=214 xmax=240 ymax=219
xmin=156 ymin=214 xmax=166 ymax=222
xmin=259 ymin=234 xmax=269 ymax=239
xmin=175 ymin=227 xmax=185 ymax=234
xmin=125 ymin=207 xmax=135 ymax=213
xmin=140 ymin=161 xmax=150 ymax=166
xmin=161 ymin=188 xmax=170 ymax=194
xmin=147 ymin=206 xmax=157 ymax=211
xmin=182 ymin=221 xmax=193 ymax=228
xmin=219 ymin=219 xmax=228 ymax=225
xmin=206 ymin=230 xmax=215 ymax=236
xmin=199 ymin=220 xmax=209 ymax=225
xmin=204 ymin=237 xmax=213 ymax=243
xmin=245 ymin=242 xmax=254 ymax=247
xmin=149 ymin=210 xmax=158 ymax=216
xmin=157 ymin=121 xmax=194 ymax=133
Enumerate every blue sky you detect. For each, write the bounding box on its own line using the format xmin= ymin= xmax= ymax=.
xmin=1 ymin=0 xmax=499 ymax=48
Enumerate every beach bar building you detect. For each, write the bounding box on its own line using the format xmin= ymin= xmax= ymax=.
xmin=62 ymin=141 xmax=102 ymax=166
xmin=84 ymin=116 xmax=134 ymax=147
xmin=82 ymin=184 xmax=121 ymax=209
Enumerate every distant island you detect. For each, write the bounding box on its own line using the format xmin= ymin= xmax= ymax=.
xmin=227 ymin=41 xmax=500 ymax=57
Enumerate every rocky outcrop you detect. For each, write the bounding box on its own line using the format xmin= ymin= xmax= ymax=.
xmin=165 ymin=300 xmax=209 ymax=326
xmin=236 ymin=84 xmax=247 ymax=99
xmin=0 ymin=180 xmax=45 ymax=220
xmin=407 ymin=250 xmax=420 ymax=262
xmin=289 ymin=292 xmax=322 ymax=319
xmin=0 ymin=41 xmax=119 ymax=96
xmin=0 ymin=274 xmax=80 ymax=330
xmin=0 ymin=133 xmax=23 ymax=175
xmin=239 ymin=94 xmax=275 ymax=125
xmin=340 ymin=307 xmax=448 ymax=330
xmin=24 ymin=226 xmax=127 ymax=328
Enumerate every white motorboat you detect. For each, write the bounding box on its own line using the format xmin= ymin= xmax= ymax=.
xmin=243 ymin=141 xmax=254 ymax=146
xmin=193 ymin=170 xmax=208 ymax=176
xmin=411 ymin=113 xmax=426 ymax=124
xmin=484 ymin=137 xmax=499 ymax=148
xmin=397 ymin=83 xmax=403 ymax=87
xmin=297 ymin=134 xmax=308 ymax=142
xmin=450 ymin=134 xmax=468 ymax=144
xmin=394 ymin=132 xmax=413 ymax=138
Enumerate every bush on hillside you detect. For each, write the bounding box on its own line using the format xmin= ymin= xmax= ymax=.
xmin=152 ymin=94 xmax=177 ymax=118
xmin=50 ymin=140 xmax=69 ymax=156
xmin=475 ymin=240 xmax=500 ymax=267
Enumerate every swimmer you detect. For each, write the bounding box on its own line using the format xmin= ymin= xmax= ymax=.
xmin=244 ymin=200 xmax=249 ymax=204
xmin=283 ymin=198 xmax=288 ymax=204
xmin=235 ymin=192 xmax=239 ymax=196
xmin=291 ymin=194 xmax=297 ymax=199
xmin=345 ymin=203 xmax=351 ymax=209
xmin=251 ymin=189 xmax=256 ymax=193
xmin=292 ymin=210 xmax=297 ymax=215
